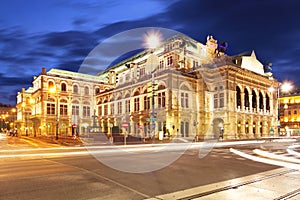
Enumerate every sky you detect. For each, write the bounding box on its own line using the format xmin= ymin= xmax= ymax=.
xmin=0 ymin=0 xmax=300 ymax=105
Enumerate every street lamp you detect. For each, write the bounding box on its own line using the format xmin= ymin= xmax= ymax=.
xmin=270 ymin=81 xmax=294 ymax=137
xmin=281 ymin=81 xmax=293 ymax=94
xmin=49 ymin=86 xmax=59 ymax=140
xmin=21 ymin=102 xmax=29 ymax=136
xmin=144 ymin=30 xmax=161 ymax=143
xmin=29 ymin=98 xmax=37 ymax=137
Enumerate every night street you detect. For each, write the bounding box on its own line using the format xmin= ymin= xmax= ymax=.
xmin=1 ymin=134 xmax=300 ymax=200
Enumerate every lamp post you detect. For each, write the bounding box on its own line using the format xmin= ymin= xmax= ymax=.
xmin=270 ymin=81 xmax=293 ymax=137
xmin=21 ymin=102 xmax=29 ymax=136
xmin=49 ymin=86 xmax=59 ymax=140
xmin=144 ymin=30 xmax=161 ymax=143
xmin=29 ymin=98 xmax=37 ymax=137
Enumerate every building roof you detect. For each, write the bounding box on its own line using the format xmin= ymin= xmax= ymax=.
xmin=47 ymin=68 xmax=107 ymax=82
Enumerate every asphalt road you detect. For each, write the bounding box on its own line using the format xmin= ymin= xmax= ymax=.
xmin=0 ymin=134 xmax=299 ymax=200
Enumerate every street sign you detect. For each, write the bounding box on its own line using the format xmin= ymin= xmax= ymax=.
xmin=146 ymin=118 xmax=157 ymax=122
xmin=122 ymin=122 xmax=129 ymax=129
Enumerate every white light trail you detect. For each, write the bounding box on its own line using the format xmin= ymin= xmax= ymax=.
xmin=253 ymin=149 xmax=300 ymax=164
xmin=230 ymin=148 xmax=300 ymax=170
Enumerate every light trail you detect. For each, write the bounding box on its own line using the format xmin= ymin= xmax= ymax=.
xmin=287 ymin=144 xmax=300 ymax=158
xmin=253 ymin=149 xmax=300 ymax=164
xmin=230 ymin=148 xmax=300 ymax=170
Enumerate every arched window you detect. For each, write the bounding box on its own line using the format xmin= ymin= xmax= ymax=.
xmin=252 ymin=90 xmax=257 ymax=109
xmin=73 ymin=85 xmax=78 ymax=94
xmin=244 ymin=88 xmax=249 ymax=108
xmin=48 ymin=81 xmax=54 ymax=89
xmin=259 ymin=92 xmax=264 ymax=110
xmin=236 ymin=86 xmax=241 ymax=108
xmin=266 ymin=94 xmax=270 ymax=111
xmin=61 ymin=83 xmax=67 ymax=92
xmin=95 ymin=87 xmax=100 ymax=95
xmin=253 ymin=122 xmax=256 ymax=135
xmin=84 ymin=86 xmax=89 ymax=95
xmin=144 ymin=96 xmax=150 ymax=110
xmin=245 ymin=121 xmax=249 ymax=134
xmin=133 ymin=90 xmax=140 ymax=112
xmin=158 ymin=85 xmax=166 ymax=90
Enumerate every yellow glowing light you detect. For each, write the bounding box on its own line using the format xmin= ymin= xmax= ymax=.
xmin=29 ymin=98 xmax=35 ymax=104
xmin=49 ymin=86 xmax=56 ymax=94
xmin=11 ymin=108 xmax=16 ymax=113
xmin=143 ymin=30 xmax=163 ymax=49
xmin=281 ymin=81 xmax=293 ymax=93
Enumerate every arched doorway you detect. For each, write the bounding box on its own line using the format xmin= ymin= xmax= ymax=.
xmin=212 ymin=118 xmax=224 ymax=139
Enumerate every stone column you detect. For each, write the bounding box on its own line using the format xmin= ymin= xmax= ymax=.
xmin=241 ymin=92 xmax=245 ymax=111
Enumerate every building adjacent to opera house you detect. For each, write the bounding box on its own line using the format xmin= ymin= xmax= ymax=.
xmin=16 ymin=34 xmax=279 ymax=140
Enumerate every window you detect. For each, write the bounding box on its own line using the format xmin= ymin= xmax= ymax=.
xmin=125 ymin=100 xmax=130 ymax=113
xmin=47 ymin=103 xmax=55 ymax=115
xmin=181 ymin=92 xmax=188 ymax=108
xmin=73 ymin=85 xmax=78 ymax=94
xmin=167 ymin=56 xmax=173 ymax=66
xmin=72 ymin=105 xmax=79 ymax=115
xmin=144 ymin=96 xmax=150 ymax=110
xmin=95 ymin=88 xmax=100 ymax=95
xmin=236 ymin=86 xmax=241 ymax=108
xmin=110 ymin=103 xmax=114 ymax=115
xmin=140 ymin=67 xmax=145 ymax=76
xmin=219 ymin=93 xmax=224 ymax=108
xmin=185 ymin=93 xmax=188 ymax=108
xmin=214 ymin=94 xmax=218 ymax=108
xmin=214 ymin=93 xmax=224 ymax=108
xmin=83 ymin=106 xmax=90 ymax=117
xmin=117 ymin=102 xmax=122 ymax=114
xmin=48 ymin=81 xmax=54 ymax=89
xmin=159 ymin=60 xmax=164 ymax=70
xmin=193 ymin=60 xmax=198 ymax=68
xmin=104 ymin=105 xmax=108 ymax=115
xmin=60 ymin=104 xmax=68 ymax=115
xmin=98 ymin=106 xmax=102 ymax=116
xmin=84 ymin=86 xmax=89 ymax=95
xmin=61 ymin=83 xmax=67 ymax=92
xmin=134 ymin=97 xmax=140 ymax=112
xmin=158 ymin=92 xmax=166 ymax=108
xmin=294 ymin=110 xmax=297 ymax=115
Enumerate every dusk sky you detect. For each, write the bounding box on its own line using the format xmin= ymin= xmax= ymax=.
xmin=1 ymin=0 xmax=300 ymax=105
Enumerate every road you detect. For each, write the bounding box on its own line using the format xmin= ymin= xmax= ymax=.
xmin=0 ymin=133 xmax=300 ymax=200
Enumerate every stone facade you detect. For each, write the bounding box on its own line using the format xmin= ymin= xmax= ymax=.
xmin=16 ymin=34 xmax=279 ymax=140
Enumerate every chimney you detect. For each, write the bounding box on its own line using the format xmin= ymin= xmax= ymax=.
xmin=42 ymin=68 xmax=46 ymax=75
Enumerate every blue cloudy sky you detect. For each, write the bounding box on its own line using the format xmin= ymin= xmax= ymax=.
xmin=0 ymin=0 xmax=300 ymax=105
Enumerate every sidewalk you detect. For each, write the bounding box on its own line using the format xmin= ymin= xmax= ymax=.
xmin=19 ymin=135 xmax=83 ymax=147
xmin=15 ymin=134 xmax=300 ymax=148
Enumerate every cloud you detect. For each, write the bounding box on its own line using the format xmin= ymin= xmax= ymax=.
xmin=1 ymin=0 xmax=300 ymax=104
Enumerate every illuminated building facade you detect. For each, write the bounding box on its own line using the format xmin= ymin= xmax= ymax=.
xmin=16 ymin=68 xmax=111 ymax=137
xmin=0 ymin=104 xmax=16 ymax=131
xmin=96 ymin=35 xmax=279 ymax=139
xmin=279 ymin=94 xmax=300 ymax=136
xmin=16 ymin=34 xmax=279 ymax=140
